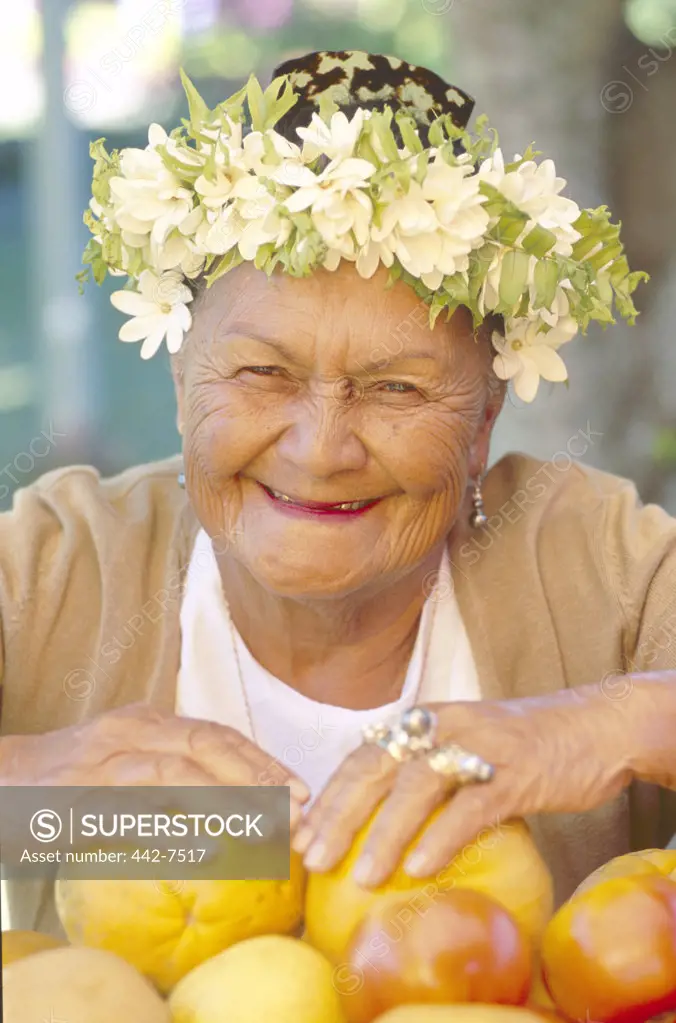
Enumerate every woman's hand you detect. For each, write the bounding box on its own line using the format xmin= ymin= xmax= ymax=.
xmin=293 ymin=684 xmax=635 ymax=886
xmin=0 ymin=702 xmax=310 ymax=825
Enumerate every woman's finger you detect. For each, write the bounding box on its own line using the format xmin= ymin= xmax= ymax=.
xmin=350 ymin=757 xmax=451 ymax=887
xmin=402 ymin=782 xmax=507 ymax=877
xmin=293 ymin=744 xmax=396 ymax=869
xmin=100 ymin=705 xmax=311 ymax=801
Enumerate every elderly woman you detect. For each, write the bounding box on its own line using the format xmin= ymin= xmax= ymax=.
xmin=2 ymin=50 xmax=676 ymax=935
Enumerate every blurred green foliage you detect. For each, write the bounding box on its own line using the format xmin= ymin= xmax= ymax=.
xmin=653 ymin=427 xmax=676 ymax=465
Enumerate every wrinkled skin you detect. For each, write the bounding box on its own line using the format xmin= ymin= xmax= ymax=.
xmin=172 ymin=261 xmax=502 ymax=709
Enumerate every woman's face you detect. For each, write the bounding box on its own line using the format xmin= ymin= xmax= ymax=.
xmin=174 ymin=261 xmax=501 ymax=598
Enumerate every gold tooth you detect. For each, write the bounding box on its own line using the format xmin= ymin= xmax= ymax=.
xmin=271 ymin=488 xmax=370 ymax=511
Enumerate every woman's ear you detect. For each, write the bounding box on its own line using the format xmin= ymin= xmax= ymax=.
xmin=467 ymin=319 xmax=507 ymax=478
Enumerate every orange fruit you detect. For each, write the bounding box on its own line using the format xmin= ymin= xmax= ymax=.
xmin=542 ymin=873 xmax=676 ymax=1023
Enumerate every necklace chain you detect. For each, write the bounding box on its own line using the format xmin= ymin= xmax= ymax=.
xmin=223 ymin=587 xmax=440 ymax=747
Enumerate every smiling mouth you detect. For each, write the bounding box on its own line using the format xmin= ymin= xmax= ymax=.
xmin=258 ymin=482 xmax=381 ymax=513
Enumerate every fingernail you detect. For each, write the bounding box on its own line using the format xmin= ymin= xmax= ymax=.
xmin=292 ymin=826 xmax=313 ymax=854
xmin=303 ymin=840 xmax=329 ymax=870
xmin=290 ymin=803 xmax=303 ymax=830
xmin=404 ymin=851 xmax=429 ymax=877
xmin=351 ymin=854 xmax=377 ymax=887
xmin=289 ymin=779 xmax=310 ymax=802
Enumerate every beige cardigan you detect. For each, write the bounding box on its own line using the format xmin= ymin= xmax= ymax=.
xmin=2 ymin=452 xmax=676 ymax=933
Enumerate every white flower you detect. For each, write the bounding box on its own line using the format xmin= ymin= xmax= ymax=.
xmin=196 ymin=176 xmax=291 ymax=261
xmin=369 ymin=162 xmax=488 ymax=282
xmin=194 ymin=169 xmax=239 ymax=210
xmin=240 ymin=130 xmax=301 ymax=175
xmin=355 ymin=237 xmax=396 ymax=278
xmin=479 ymin=149 xmax=581 ymax=256
xmin=271 ymin=155 xmax=375 ymax=253
xmin=491 ymin=316 xmax=578 ymax=402
xmin=276 ymin=156 xmax=375 ymax=207
xmin=110 ymin=269 xmax=193 ymax=359
xmin=422 ymin=158 xmax=489 ymax=242
xmin=296 ymin=109 xmax=365 ymax=162
xmin=147 ymin=123 xmax=204 ymax=171
xmin=199 ymin=205 xmax=245 ymax=256
xmin=109 ymin=146 xmax=195 ymax=246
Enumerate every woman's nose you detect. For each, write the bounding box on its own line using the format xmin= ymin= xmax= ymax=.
xmin=275 ymin=391 xmax=368 ymax=479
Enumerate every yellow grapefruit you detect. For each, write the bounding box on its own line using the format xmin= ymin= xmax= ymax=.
xmin=305 ymin=810 xmax=553 ymax=964
xmin=55 ymin=851 xmax=305 ymax=994
xmin=168 ymin=934 xmax=346 ymax=1023
xmin=573 ymin=848 xmax=676 ymax=896
xmin=3 ymin=946 xmax=170 ymax=1022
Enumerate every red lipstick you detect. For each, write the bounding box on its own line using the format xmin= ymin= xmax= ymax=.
xmin=258 ymin=483 xmax=381 ymax=518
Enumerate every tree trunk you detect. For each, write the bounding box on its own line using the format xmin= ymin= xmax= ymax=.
xmin=443 ymin=0 xmax=675 ymax=506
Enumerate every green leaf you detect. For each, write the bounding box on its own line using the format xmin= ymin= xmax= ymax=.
xmin=389 ymin=160 xmax=411 ymax=192
xmin=219 ymin=82 xmax=248 ymax=124
xmin=492 ymin=210 xmax=529 ymax=247
xmin=179 ymin=69 xmax=210 ymax=129
xmin=92 ymin=262 xmax=107 ymax=286
xmin=317 ymin=91 xmax=340 ymax=123
xmin=467 ymin=243 xmax=496 ymax=304
xmin=587 ymin=298 xmax=616 ymax=325
xmin=595 ymin=270 xmax=613 ymax=306
xmin=428 ymin=119 xmax=445 ymax=148
xmin=356 ymin=133 xmax=381 ymax=169
xmin=587 ymin=240 xmax=623 ymax=272
xmin=75 ymin=267 xmax=90 ymax=294
xmin=442 ymin=271 xmax=471 ymax=306
xmin=369 ymin=111 xmax=400 ymax=164
xmin=533 ymin=259 xmax=559 ymax=309
xmin=409 ymin=150 xmax=429 ymax=186
xmin=498 ymin=250 xmax=531 ymax=308
xmin=205 ymin=248 xmax=243 ymax=287
xmin=521 ymin=224 xmax=557 ymax=258
xmin=428 ymin=291 xmax=448 ymax=328
xmin=515 ymin=291 xmax=531 ymax=318
xmin=101 ymin=232 xmax=122 ymax=266
xmin=246 ymin=74 xmax=266 ymax=132
xmin=254 ymin=242 xmax=276 ymax=270
xmin=262 ymin=77 xmax=298 ymax=131
xmin=395 ymin=112 xmax=424 ymax=155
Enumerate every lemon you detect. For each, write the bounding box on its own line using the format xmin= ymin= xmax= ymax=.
xmin=168 ymin=934 xmax=346 ymax=1023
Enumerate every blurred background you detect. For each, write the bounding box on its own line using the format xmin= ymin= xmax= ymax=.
xmin=1 ymin=0 xmax=676 ymax=509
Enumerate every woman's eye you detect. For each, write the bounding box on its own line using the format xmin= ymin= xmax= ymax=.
xmin=240 ymin=365 xmax=281 ymax=376
xmin=379 ymin=381 xmax=419 ymax=394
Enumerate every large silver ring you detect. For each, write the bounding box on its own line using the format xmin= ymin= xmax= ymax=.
xmin=361 ymin=706 xmax=438 ymax=762
xmin=425 ymin=742 xmax=494 ymax=785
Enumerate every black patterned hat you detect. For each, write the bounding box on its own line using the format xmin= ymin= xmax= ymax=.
xmin=271 ymin=49 xmax=475 ymax=137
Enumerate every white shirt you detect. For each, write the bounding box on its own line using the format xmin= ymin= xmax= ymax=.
xmin=176 ymin=529 xmax=480 ymax=799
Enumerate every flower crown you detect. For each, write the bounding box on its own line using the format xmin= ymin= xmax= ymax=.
xmin=78 ymin=53 xmax=648 ymax=402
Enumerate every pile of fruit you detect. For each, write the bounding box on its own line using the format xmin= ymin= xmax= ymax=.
xmin=3 ymin=809 xmax=676 ymax=1022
